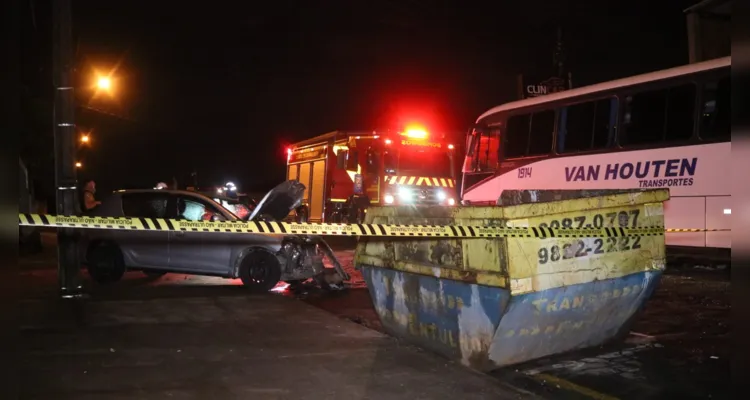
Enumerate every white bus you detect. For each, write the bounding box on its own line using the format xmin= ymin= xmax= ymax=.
xmin=461 ymin=56 xmax=730 ymax=250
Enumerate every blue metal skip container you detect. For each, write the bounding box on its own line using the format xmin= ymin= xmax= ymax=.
xmin=355 ymin=189 xmax=668 ymax=371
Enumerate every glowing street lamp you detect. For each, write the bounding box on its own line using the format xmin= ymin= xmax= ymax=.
xmin=80 ymin=134 xmax=90 ymax=144
xmin=75 ymin=162 xmax=82 ymax=168
xmin=97 ymin=76 xmax=111 ymax=91
xmin=91 ymin=72 xmax=116 ymax=98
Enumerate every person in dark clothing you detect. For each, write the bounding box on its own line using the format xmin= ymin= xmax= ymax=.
xmin=81 ymin=180 xmax=101 ymax=212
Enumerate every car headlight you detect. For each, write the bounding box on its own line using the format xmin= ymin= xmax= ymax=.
xmin=384 ymin=194 xmax=395 ymax=204
xmin=398 ymin=187 xmax=413 ymax=202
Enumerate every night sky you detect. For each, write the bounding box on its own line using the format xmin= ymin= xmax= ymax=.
xmin=22 ymin=0 xmax=696 ymax=196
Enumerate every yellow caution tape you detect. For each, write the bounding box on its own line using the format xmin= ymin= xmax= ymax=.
xmin=17 ymin=213 xmax=726 ymax=239
xmin=665 ymin=228 xmax=729 ymax=233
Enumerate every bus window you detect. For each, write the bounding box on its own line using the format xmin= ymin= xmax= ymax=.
xmin=559 ymin=98 xmax=615 ymax=153
xmin=699 ymin=76 xmax=730 ymax=141
xmin=664 ymin=84 xmax=696 ymax=141
xmin=621 ymin=83 xmax=695 ymax=146
xmin=476 ymin=128 xmax=500 ymax=171
xmin=621 ymin=89 xmax=667 ymax=146
xmin=505 ymin=110 xmax=555 ymax=158
xmin=527 ymin=110 xmax=555 ymax=156
xmin=595 ymin=98 xmax=618 ymax=148
xmin=505 ymin=114 xmax=530 ymax=158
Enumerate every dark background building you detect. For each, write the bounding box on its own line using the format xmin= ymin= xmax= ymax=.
xmin=685 ymin=0 xmax=731 ymax=63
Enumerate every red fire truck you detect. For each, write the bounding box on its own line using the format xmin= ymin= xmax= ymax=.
xmin=286 ymin=126 xmax=458 ymax=223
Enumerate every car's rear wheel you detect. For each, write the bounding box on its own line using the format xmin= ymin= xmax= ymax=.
xmin=87 ymin=243 xmax=126 ymax=284
xmin=239 ymin=249 xmax=281 ymax=292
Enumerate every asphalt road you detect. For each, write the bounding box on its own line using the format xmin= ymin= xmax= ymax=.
xmin=290 ymin=249 xmax=731 ymax=400
xmin=19 ymin=234 xmax=730 ymax=399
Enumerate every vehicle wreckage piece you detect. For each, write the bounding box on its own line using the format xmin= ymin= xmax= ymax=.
xmin=252 ymin=180 xmax=349 ymax=290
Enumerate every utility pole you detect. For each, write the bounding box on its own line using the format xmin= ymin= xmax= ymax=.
xmin=191 ymin=170 xmax=199 ymax=189
xmin=553 ymin=26 xmax=573 ymax=90
xmin=53 ymin=0 xmax=83 ymax=298
xmin=553 ymin=26 xmax=564 ymax=78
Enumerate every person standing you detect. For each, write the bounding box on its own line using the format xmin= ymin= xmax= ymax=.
xmin=81 ymin=180 xmax=102 ymax=212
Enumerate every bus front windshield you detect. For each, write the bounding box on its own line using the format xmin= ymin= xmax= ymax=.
xmin=385 ymin=149 xmax=452 ymax=177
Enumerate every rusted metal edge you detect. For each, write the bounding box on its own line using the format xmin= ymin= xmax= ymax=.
xmin=498 ymin=188 xmax=669 ymax=206
xmin=355 ymin=254 xmax=508 ymax=288
xmin=499 ymin=189 xmax=669 ymax=220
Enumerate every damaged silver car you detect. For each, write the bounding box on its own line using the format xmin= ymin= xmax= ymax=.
xmin=80 ymin=180 xmax=349 ymax=291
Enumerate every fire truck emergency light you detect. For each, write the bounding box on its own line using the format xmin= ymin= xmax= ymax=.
xmin=404 ymin=128 xmax=428 ymax=139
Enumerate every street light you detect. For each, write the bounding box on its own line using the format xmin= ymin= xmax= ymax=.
xmin=97 ymin=76 xmax=111 ymax=91
xmin=91 ymin=73 xmax=116 ymax=99
xmin=75 ymin=162 xmax=82 ymax=168
xmin=80 ymin=134 xmax=90 ymax=144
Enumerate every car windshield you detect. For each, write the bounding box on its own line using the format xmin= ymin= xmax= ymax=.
xmin=211 ymin=201 xmax=240 ymax=220
xmin=386 ymin=149 xmax=451 ymax=176
xmin=213 ymin=197 xmax=251 ymax=220
xmin=180 ymin=195 xmax=239 ymax=221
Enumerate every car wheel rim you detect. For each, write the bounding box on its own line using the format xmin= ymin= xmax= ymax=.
xmin=249 ymin=261 xmax=269 ymax=284
xmin=95 ymin=258 xmax=114 ymax=271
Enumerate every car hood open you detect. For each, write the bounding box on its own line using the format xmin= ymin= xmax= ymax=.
xmin=247 ymin=180 xmax=306 ymax=222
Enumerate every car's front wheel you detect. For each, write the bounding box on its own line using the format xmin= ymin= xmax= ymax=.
xmin=239 ymin=249 xmax=281 ymax=292
xmin=87 ymin=243 xmax=126 ymax=284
